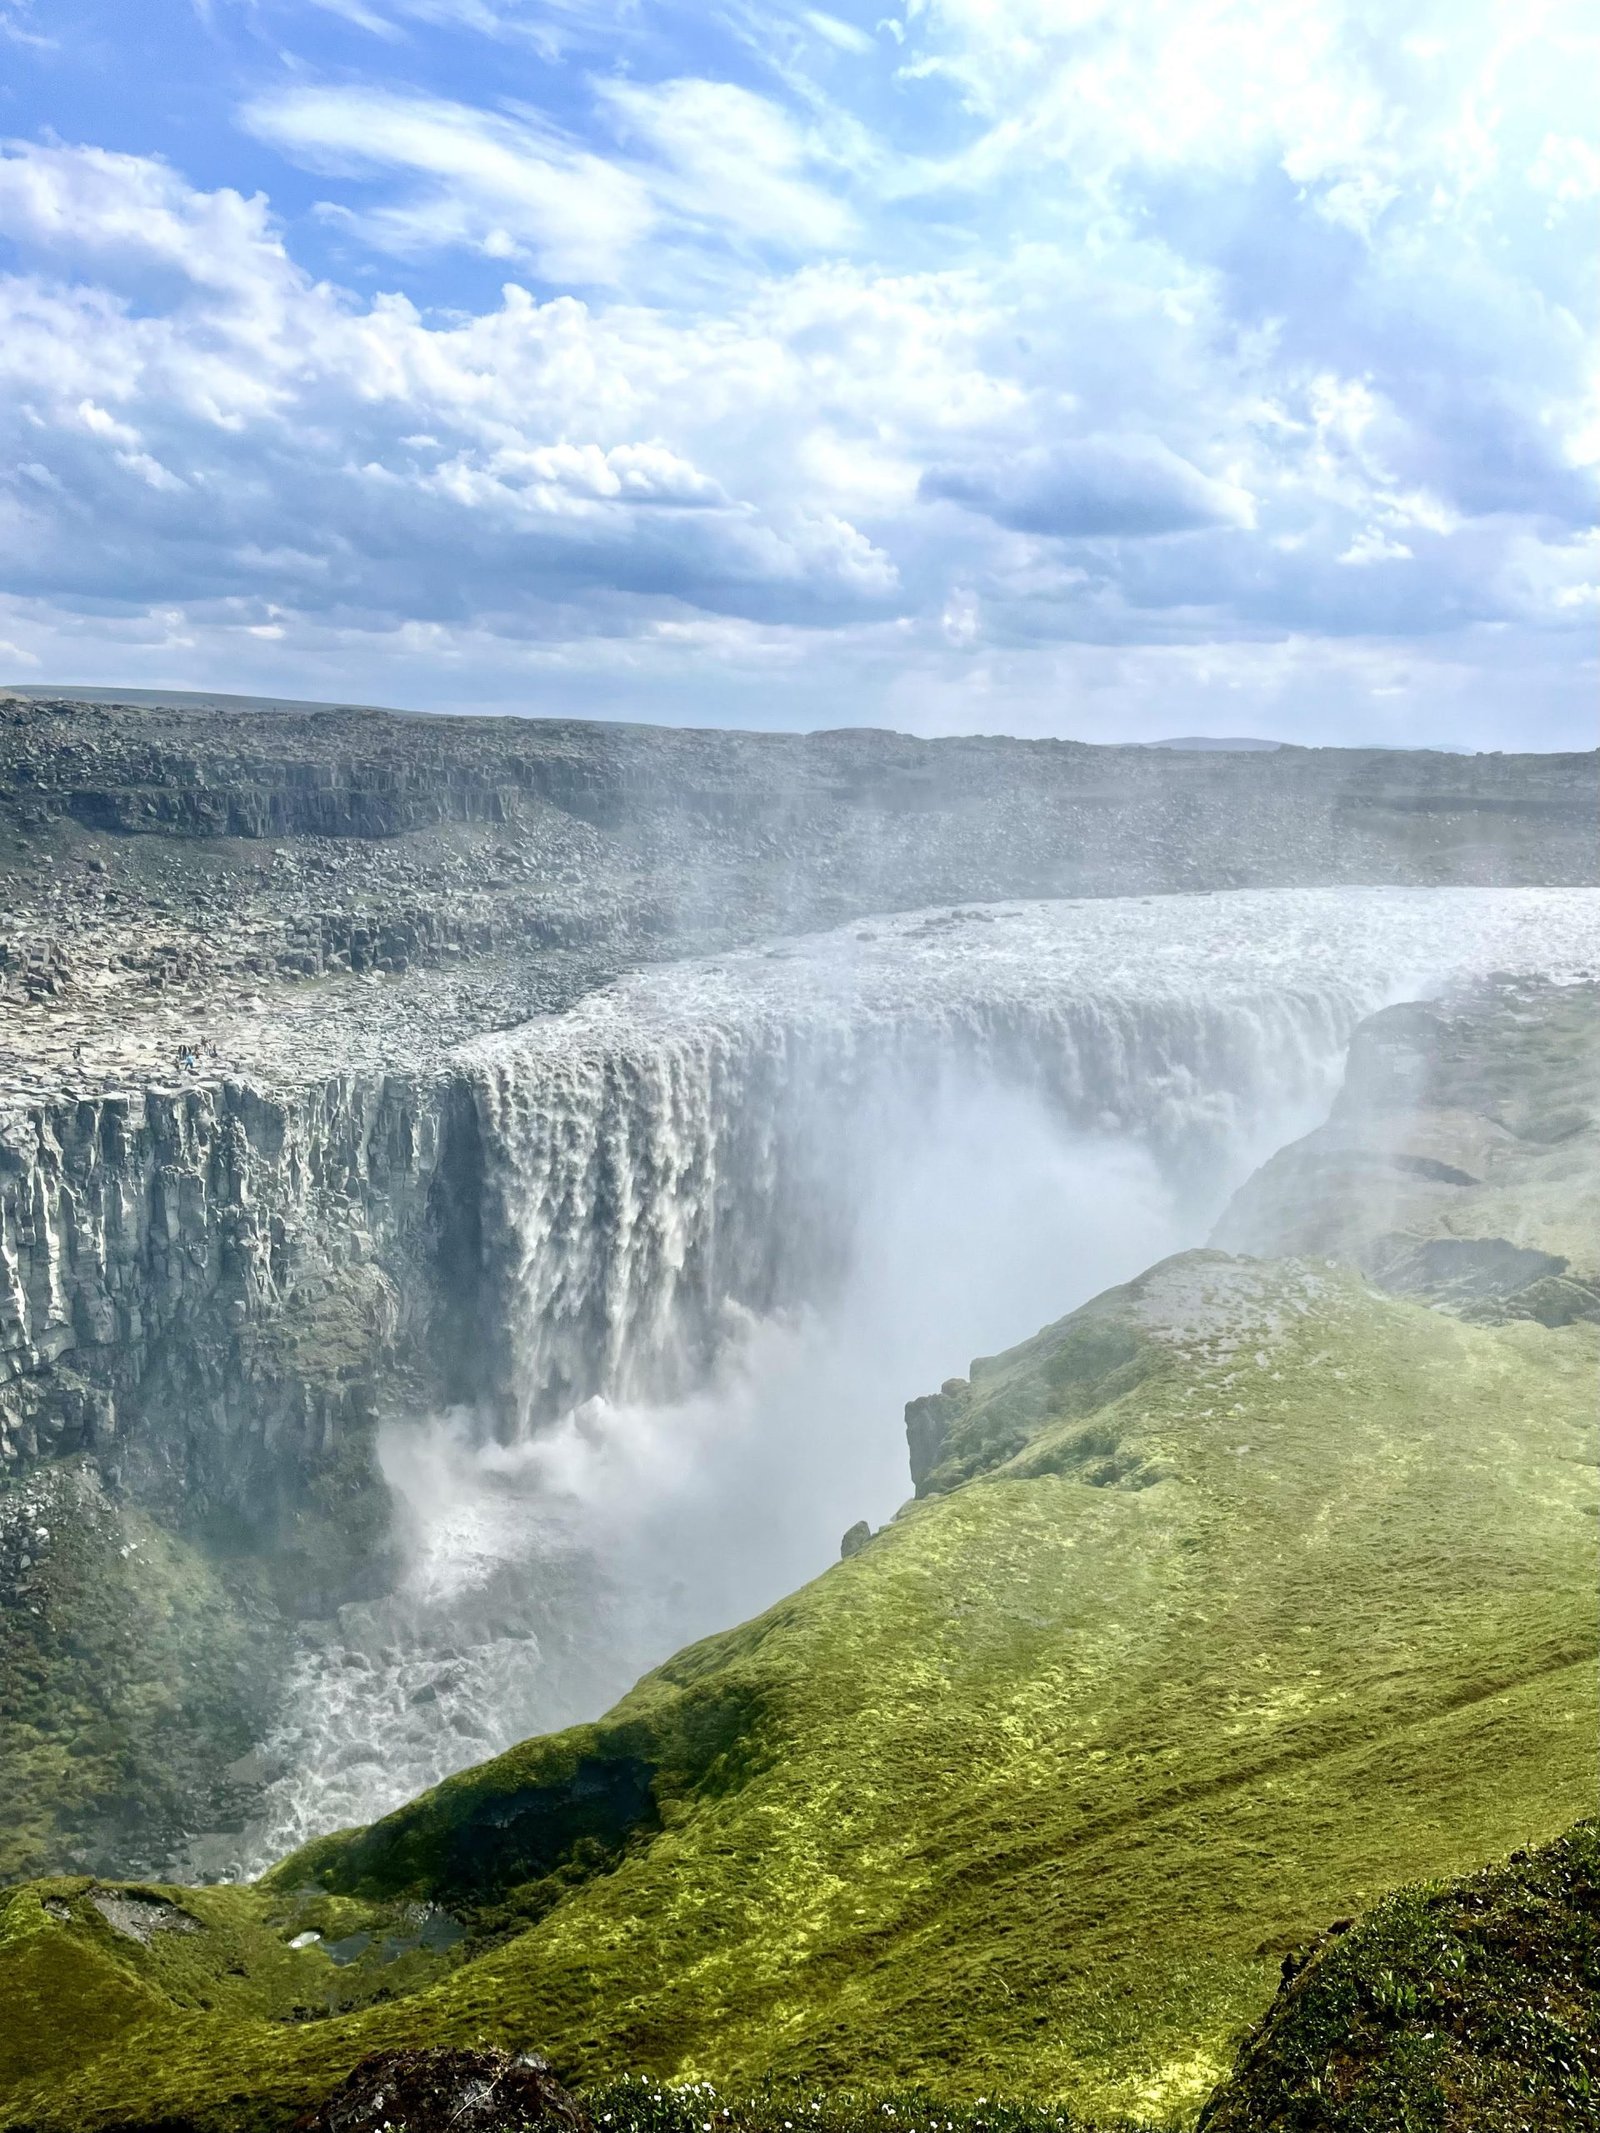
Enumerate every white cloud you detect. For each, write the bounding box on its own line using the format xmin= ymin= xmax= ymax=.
xmin=1528 ymin=131 xmax=1600 ymax=208
xmin=297 ymin=0 xmax=630 ymax=38
xmin=802 ymin=10 xmax=877 ymax=54
xmin=0 ymin=0 xmax=51 ymax=49
xmin=301 ymin=0 xmax=403 ymax=35
xmin=1339 ymin=527 xmax=1414 ymax=566
xmin=0 ymin=140 xmax=289 ymax=300
xmin=242 ymin=87 xmax=655 ymax=282
xmin=0 ymin=141 xmax=904 ymax=638
xmin=0 ymin=0 xmax=1594 ymax=743
xmin=245 ymin=73 xmax=862 ymax=275
xmin=922 ymin=437 xmax=1256 ymax=538
xmin=74 ymin=399 xmax=142 ymax=449
xmin=897 ymin=0 xmax=1600 ymax=269
xmin=597 ymin=77 xmax=858 ymax=251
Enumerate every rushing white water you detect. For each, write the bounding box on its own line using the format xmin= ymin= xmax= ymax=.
xmin=461 ymin=890 xmax=1469 ymax=1428
xmin=238 ymin=886 xmax=1600 ymax=1872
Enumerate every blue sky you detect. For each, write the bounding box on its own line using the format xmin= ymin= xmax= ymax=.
xmin=0 ymin=0 xmax=1595 ymax=743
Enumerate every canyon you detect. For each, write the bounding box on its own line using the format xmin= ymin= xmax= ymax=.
xmin=0 ymin=694 xmax=1596 ymax=2130
xmin=5 ymin=695 xmax=1593 ymax=1525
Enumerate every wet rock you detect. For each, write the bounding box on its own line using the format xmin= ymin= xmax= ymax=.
xmin=290 ymin=2047 xmax=590 ymax=2133
xmin=1214 ymin=977 xmax=1600 ymax=1322
xmin=89 ymin=1891 xmax=201 ymax=1944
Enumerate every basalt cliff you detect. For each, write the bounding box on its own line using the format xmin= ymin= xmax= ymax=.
xmin=4 ymin=695 xmax=1594 ymax=1523
xmin=0 ymin=696 xmax=1596 ymax=2121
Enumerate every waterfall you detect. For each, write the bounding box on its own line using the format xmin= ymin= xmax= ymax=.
xmin=459 ymin=885 xmax=1596 ymax=1429
xmin=465 ymin=988 xmax=1354 ymax=1427
xmin=232 ymin=885 xmax=1599 ymax=1875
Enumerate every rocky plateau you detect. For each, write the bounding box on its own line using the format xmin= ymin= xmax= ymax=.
xmin=0 ymin=691 xmax=1595 ymax=1887
xmin=3 ymin=693 xmax=1593 ymax=1512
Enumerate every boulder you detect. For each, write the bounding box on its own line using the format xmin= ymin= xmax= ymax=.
xmin=291 ymin=2048 xmax=590 ymax=2133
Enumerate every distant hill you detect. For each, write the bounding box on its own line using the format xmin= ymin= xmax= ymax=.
xmin=1141 ymin=735 xmax=1283 ymax=751
xmin=0 ymin=692 xmax=1480 ymax=754
xmin=0 ymin=683 xmax=407 ymax=719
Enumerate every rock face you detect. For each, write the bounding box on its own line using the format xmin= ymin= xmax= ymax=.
xmin=1213 ymin=977 xmax=1600 ymax=1324
xmin=291 ymin=2048 xmax=589 ymax=2133
xmin=0 ymin=1074 xmax=455 ymax=1528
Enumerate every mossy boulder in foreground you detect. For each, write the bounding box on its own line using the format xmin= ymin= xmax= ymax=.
xmin=0 ymin=1248 xmax=1592 ymax=2133
xmin=1199 ymin=1818 xmax=1600 ymax=2131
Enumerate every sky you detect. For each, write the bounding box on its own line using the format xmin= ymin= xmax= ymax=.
xmin=0 ymin=0 xmax=1595 ymax=745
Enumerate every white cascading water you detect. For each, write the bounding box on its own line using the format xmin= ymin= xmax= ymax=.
xmin=237 ymin=887 xmax=1600 ymax=1873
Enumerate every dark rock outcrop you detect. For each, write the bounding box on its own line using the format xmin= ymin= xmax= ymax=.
xmin=291 ymin=2049 xmax=590 ymax=2133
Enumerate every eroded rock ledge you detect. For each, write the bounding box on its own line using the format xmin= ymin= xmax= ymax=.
xmin=1214 ymin=976 xmax=1600 ymax=1323
xmin=4 ymin=695 xmax=1591 ymax=1507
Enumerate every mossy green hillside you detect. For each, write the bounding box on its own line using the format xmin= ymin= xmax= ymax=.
xmin=1198 ymin=1817 xmax=1600 ymax=2132
xmin=1 ymin=1253 xmax=1594 ymax=2132
xmin=0 ymin=1408 xmax=403 ymax=1885
xmin=0 ymin=1462 xmax=288 ymax=1884
xmin=0 ymin=1874 xmax=471 ymax=2109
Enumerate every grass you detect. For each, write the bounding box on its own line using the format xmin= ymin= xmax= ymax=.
xmin=582 ymin=2075 xmax=1141 ymax=2133
xmin=0 ymin=1463 xmax=285 ymax=1883
xmin=0 ymin=1250 xmax=1592 ymax=2132
xmin=1197 ymin=1816 xmax=1600 ymax=2131
xmin=287 ymin=1260 xmax=1591 ymax=2122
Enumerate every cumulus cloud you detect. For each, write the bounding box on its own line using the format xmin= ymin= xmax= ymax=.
xmin=0 ymin=140 xmax=290 ymax=298
xmin=0 ymin=0 xmax=1595 ymax=743
xmin=921 ymin=438 xmax=1256 ymax=538
xmin=0 ymin=142 xmax=901 ymax=641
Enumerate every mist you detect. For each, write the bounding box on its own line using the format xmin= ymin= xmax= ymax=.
xmin=244 ymin=1055 xmax=1332 ymax=1869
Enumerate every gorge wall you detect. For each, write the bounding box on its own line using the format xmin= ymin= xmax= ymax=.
xmin=3 ymin=703 xmax=1597 ymax=1505
xmin=2 ymin=693 xmax=1597 ymax=1878
xmin=0 ymin=1073 xmax=453 ymax=1534
xmin=6 ymin=882 xmax=1598 ymax=1544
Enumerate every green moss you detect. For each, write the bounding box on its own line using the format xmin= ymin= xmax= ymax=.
xmin=1198 ymin=1818 xmax=1600 ymax=2131
xmin=0 ymin=1464 xmax=287 ymax=1882
xmin=0 ymin=1256 xmax=1593 ymax=2132
xmin=912 ymin=1303 xmax=1164 ymax=1497
xmin=0 ymin=1881 xmax=170 ymax=2092
xmin=580 ymin=2074 xmax=1143 ymax=2133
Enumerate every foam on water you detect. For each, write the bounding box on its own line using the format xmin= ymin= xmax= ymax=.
xmin=237 ymin=887 xmax=1600 ymax=1872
